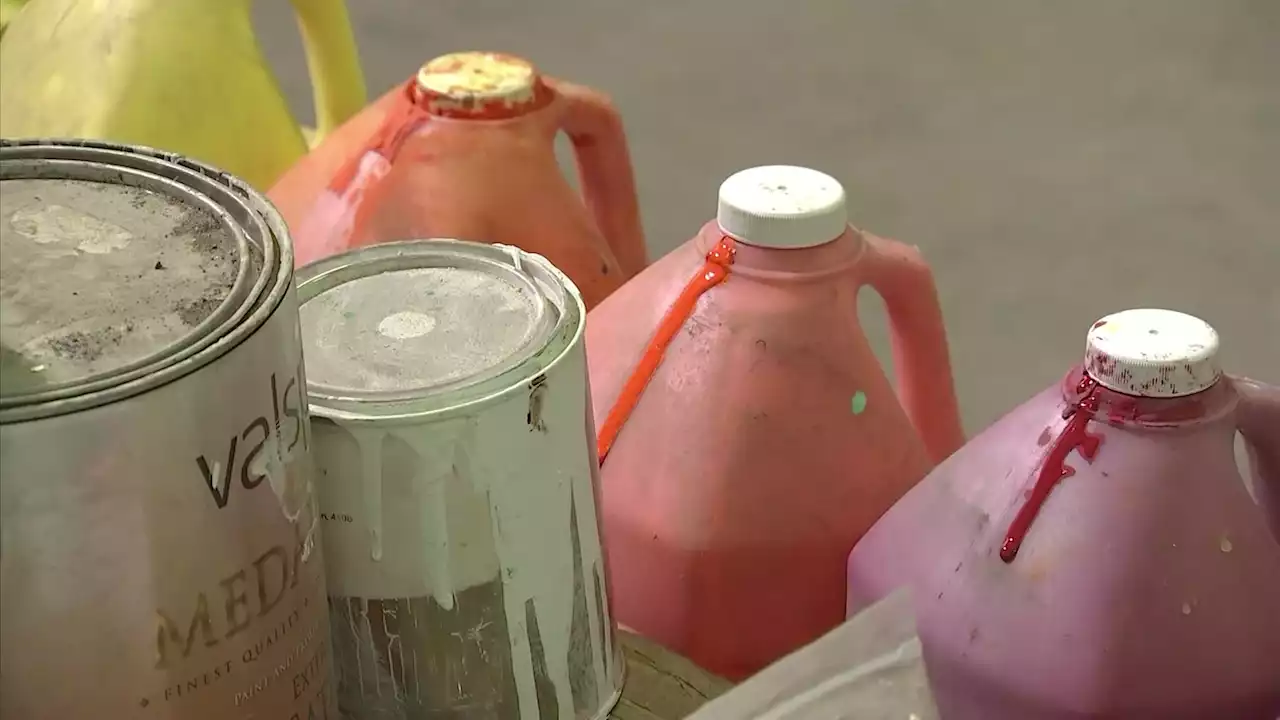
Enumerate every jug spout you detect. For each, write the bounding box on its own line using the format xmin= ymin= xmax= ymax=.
xmin=1234 ymin=376 xmax=1280 ymax=540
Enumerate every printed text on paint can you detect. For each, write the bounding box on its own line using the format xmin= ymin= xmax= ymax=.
xmin=143 ymin=358 xmax=331 ymax=714
xmin=195 ymin=361 xmax=311 ymax=510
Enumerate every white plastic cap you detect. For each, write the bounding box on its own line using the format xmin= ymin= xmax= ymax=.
xmin=1084 ymin=309 xmax=1221 ymax=398
xmin=716 ymin=165 xmax=849 ymax=249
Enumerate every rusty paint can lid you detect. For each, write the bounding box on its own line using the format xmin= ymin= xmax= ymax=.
xmin=298 ymin=239 xmax=579 ymax=414
xmin=1084 ymin=308 xmax=1221 ymax=398
xmin=415 ymin=51 xmax=546 ymax=119
xmin=0 ymin=154 xmax=258 ymax=405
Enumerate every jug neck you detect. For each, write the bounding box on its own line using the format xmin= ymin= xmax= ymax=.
xmin=1061 ymin=366 xmax=1235 ymax=429
xmin=694 ymin=221 xmax=865 ymax=280
xmin=324 ymin=72 xmax=556 ymax=195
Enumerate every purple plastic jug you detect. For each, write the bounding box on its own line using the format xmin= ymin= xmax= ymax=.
xmin=846 ymin=308 xmax=1280 ymax=720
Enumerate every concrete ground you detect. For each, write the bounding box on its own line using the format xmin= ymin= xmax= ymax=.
xmin=258 ymin=0 xmax=1278 ymax=432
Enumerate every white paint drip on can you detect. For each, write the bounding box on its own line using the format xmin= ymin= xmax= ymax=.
xmin=300 ymin=240 xmax=623 ymax=719
xmin=351 ymin=427 xmax=385 ymax=562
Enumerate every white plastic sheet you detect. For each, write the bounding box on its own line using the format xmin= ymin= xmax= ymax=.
xmin=685 ymin=591 xmax=938 ymax=720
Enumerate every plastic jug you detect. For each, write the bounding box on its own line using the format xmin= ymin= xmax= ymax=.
xmin=268 ymin=51 xmax=646 ymax=310
xmin=0 ymin=0 xmax=27 ymax=38
xmin=0 ymin=0 xmax=367 ymax=190
xmin=846 ymin=308 xmax=1280 ymax=720
xmin=587 ymin=165 xmax=965 ymax=680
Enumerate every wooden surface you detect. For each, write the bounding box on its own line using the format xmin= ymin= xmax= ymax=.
xmin=611 ymin=631 xmax=734 ymax=720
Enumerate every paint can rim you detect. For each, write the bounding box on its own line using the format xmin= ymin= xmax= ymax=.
xmin=0 ymin=139 xmax=294 ymax=424
xmin=298 ymin=238 xmax=586 ymax=424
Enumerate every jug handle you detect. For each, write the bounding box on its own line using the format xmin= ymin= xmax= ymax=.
xmin=1232 ymin=375 xmax=1280 ymax=537
xmin=860 ymin=233 xmax=965 ymax=463
xmin=288 ymin=0 xmax=368 ymax=140
xmin=550 ymin=78 xmax=649 ymax=277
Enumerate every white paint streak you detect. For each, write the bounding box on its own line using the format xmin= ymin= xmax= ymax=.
xmin=351 ymin=428 xmax=384 ymax=562
xmin=471 ymin=346 xmax=604 ymax=718
xmin=387 ymin=427 xmax=465 ymax=608
xmin=420 ymin=457 xmax=456 ymax=611
xmin=9 ymin=203 xmax=133 ymax=253
xmin=260 ymin=430 xmax=304 ymax=524
xmin=207 ymin=461 xmax=226 ymax=496
xmin=312 ymin=342 xmax=617 ymax=717
xmin=377 ymin=311 xmax=436 ymax=340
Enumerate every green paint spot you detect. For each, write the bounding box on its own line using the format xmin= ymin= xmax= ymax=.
xmin=851 ymin=391 xmax=868 ymax=415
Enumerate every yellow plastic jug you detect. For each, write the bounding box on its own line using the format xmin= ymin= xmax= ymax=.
xmin=0 ymin=0 xmax=366 ymax=190
xmin=0 ymin=0 xmax=28 ymax=38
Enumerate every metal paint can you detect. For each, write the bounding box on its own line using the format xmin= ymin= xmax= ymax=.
xmin=298 ymin=239 xmax=623 ymax=719
xmin=0 ymin=139 xmax=336 ymax=720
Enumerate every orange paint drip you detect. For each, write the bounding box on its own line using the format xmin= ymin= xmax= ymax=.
xmin=597 ymin=236 xmax=737 ymax=464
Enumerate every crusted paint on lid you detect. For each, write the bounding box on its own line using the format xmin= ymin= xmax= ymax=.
xmin=298 ymin=239 xmax=573 ymax=409
xmin=1084 ymin=308 xmax=1222 ymax=398
xmin=415 ymin=51 xmax=547 ymax=119
xmin=0 ymin=169 xmax=250 ymax=401
xmin=716 ymin=165 xmax=850 ymax=249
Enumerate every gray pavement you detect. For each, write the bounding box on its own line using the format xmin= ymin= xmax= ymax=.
xmin=258 ymin=0 xmax=1278 ymax=432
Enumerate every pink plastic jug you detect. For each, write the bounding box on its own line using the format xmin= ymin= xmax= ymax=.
xmin=587 ymin=165 xmax=965 ymax=680
xmin=268 ymin=51 xmax=646 ymax=310
xmin=847 ymin=309 xmax=1280 ymax=720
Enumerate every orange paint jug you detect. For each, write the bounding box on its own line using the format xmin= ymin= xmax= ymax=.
xmin=269 ymin=51 xmax=646 ymax=309
xmin=587 ymin=165 xmax=965 ymax=680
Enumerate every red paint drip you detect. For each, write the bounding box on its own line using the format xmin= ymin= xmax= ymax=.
xmin=1000 ymin=376 xmax=1105 ymax=563
xmin=596 ymin=236 xmax=737 ymax=464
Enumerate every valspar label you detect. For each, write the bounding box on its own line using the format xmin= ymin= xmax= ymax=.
xmin=140 ymin=356 xmax=335 ymax=719
xmin=196 ymin=359 xmax=313 ymax=514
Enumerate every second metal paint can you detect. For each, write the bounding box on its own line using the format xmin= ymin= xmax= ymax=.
xmin=298 ymin=239 xmax=623 ymax=719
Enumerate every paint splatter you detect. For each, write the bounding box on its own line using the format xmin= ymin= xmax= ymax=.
xmin=851 ymin=391 xmax=868 ymax=415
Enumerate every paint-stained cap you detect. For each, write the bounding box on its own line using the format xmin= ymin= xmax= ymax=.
xmin=1084 ymin=308 xmax=1221 ymax=398
xmin=298 ymin=239 xmax=578 ymax=408
xmin=0 ymin=165 xmax=252 ymax=402
xmin=415 ymin=51 xmax=544 ymax=119
xmin=716 ymin=165 xmax=849 ymax=249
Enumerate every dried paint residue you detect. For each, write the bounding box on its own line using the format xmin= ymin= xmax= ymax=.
xmin=851 ymin=391 xmax=868 ymax=415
